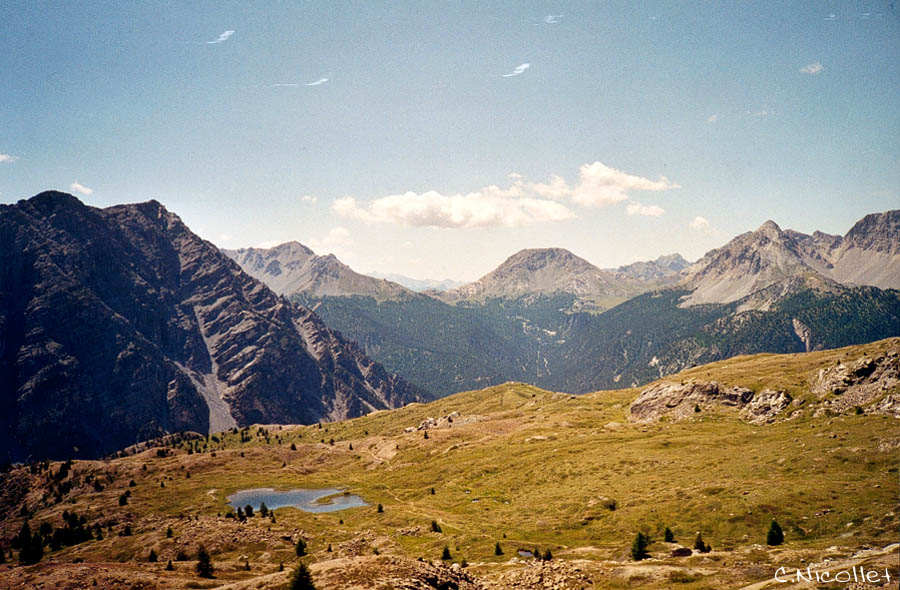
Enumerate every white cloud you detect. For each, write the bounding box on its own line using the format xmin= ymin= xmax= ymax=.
xmin=207 ymin=30 xmax=234 ymax=44
xmin=626 ymin=201 xmax=665 ymax=217
xmin=748 ymin=109 xmax=774 ymax=118
xmin=502 ymin=63 xmax=530 ymax=78
xmin=308 ymin=226 xmax=354 ymax=254
xmin=333 ymin=191 xmax=573 ymax=229
xmin=305 ymin=77 xmax=329 ymax=86
xmin=707 ymin=114 xmax=718 ymax=123
xmin=0 ymin=153 xmax=18 ymax=163
xmin=301 ymin=195 xmax=317 ymax=205
xmin=571 ymin=161 xmax=679 ymax=208
xmin=689 ymin=216 xmax=712 ymax=233
xmin=800 ymin=61 xmax=824 ymax=75
xmin=544 ymin=14 xmax=563 ymax=24
xmin=331 ymin=161 xmax=678 ymax=229
xmin=217 ymin=233 xmax=233 ymax=243
xmin=70 ymin=181 xmax=93 ymax=196
xmin=531 ymin=174 xmax=570 ymax=199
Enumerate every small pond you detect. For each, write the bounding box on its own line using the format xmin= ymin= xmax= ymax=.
xmin=227 ymin=487 xmax=367 ymax=513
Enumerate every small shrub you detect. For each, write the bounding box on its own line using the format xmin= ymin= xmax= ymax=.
xmin=430 ymin=520 xmax=442 ymax=533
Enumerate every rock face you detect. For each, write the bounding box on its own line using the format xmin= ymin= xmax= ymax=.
xmin=681 ymin=211 xmax=900 ymax=305
xmin=436 ymin=248 xmax=643 ymax=307
xmin=629 ymin=381 xmax=792 ymax=424
xmin=224 ymin=241 xmax=414 ymax=299
xmin=0 ymin=192 xmax=423 ymax=461
xmin=810 ymin=346 xmax=900 ymax=416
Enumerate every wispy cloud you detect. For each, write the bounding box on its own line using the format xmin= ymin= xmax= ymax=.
xmin=0 ymin=153 xmax=18 ymax=163
xmin=308 ymin=226 xmax=354 ymax=255
xmin=332 ymin=161 xmax=678 ymax=229
xmin=502 ymin=63 xmax=530 ymax=78
xmin=707 ymin=114 xmax=718 ymax=123
xmin=800 ymin=61 xmax=824 ymax=75
xmin=70 ymin=181 xmax=93 ymax=196
xmin=543 ymin=14 xmax=563 ymax=24
xmin=626 ymin=201 xmax=665 ymax=217
xmin=824 ymin=13 xmax=836 ymax=21
xmin=689 ymin=216 xmax=712 ymax=233
xmin=207 ymin=30 xmax=234 ymax=44
xmin=571 ymin=161 xmax=679 ymax=208
xmin=301 ymin=195 xmax=318 ymax=205
xmin=305 ymin=77 xmax=329 ymax=86
xmin=272 ymin=83 xmax=300 ymax=88
xmin=748 ymin=109 xmax=774 ymax=118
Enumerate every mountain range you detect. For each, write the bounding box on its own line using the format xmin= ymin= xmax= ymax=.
xmin=0 ymin=192 xmax=423 ymax=461
xmin=235 ymin=210 xmax=900 ymax=397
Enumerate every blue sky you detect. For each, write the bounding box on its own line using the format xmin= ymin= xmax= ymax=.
xmin=1 ymin=1 xmax=898 ymax=280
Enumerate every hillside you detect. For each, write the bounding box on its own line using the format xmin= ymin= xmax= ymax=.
xmin=1 ymin=339 xmax=897 ymax=589
xmin=0 ymin=193 xmax=423 ymax=462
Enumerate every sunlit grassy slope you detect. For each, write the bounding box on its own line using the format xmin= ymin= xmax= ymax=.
xmin=2 ymin=338 xmax=897 ymax=588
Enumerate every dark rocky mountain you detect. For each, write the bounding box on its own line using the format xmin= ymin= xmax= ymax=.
xmin=0 ymin=192 xmax=423 ymax=461
xmin=681 ymin=210 xmax=900 ymax=305
xmin=223 ymin=242 xmax=414 ymax=300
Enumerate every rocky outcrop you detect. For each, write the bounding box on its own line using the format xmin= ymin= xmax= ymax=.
xmin=311 ymin=555 xmax=484 ymax=590
xmin=610 ymin=253 xmax=690 ymax=283
xmin=224 ymin=242 xmax=415 ymax=300
xmin=810 ymin=347 xmax=900 ymax=416
xmin=0 ymin=192 xmax=424 ymax=461
xmin=629 ymin=381 xmax=791 ymax=424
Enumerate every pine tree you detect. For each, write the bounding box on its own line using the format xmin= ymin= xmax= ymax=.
xmin=494 ymin=542 xmax=503 ymax=556
xmin=290 ymin=562 xmax=317 ymax=590
xmin=165 ymin=560 xmax=174 ymax=571
xmin=166 ymin=526 xmax=173 ymax=538
xmin=631 ymin=532 xmax=650 ymax=561
xmin=148 ymin=549 xmax=158 ymax=562
xmin=664 ymin=527 xmax=675 ymax=543
xmin=542 ymin=548 xmax=553 ymax=561
xmin=441 ymin=546 xmax=451 ymax=560
xmin=295 ymin=538 xmax=307 ymax=557
xmin=259 ymin=502 xmax=269 ymax=518
xmin=766 ymin=520 xmax=784 ymax=546
xmin=431 ymin=520 xmax=442 ymax=533
xmin=196 ymin=545 xmax=214 ymax=578
xmin=244 ymin=504 xmax=253 ymax=518
xmin=694 ymin=533 xmax=711 ymax=553
xmin=377 ymin=504 xmax=384 ymax=513
xmin=19 ymin=533 xmax=44 ymax=565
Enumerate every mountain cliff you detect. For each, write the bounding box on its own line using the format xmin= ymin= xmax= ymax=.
xmin=0 ymin=192 xmax=423 ymax=461
xmin=223 ymin=242 xmax=414 ymax=300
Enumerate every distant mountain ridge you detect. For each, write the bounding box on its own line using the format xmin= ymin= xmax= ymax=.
xmin=681 ymin=210 xmax=900 ymax=306
xmin=224 ymin=242 xmax=415 ymax=300
xmin=0 ymin=193 xmax=423 ymax=461
xmin=608 ymin=253 xmax=690 ymax=283
xmin=431 ymin=247 xmax=649 ymax=310
xmin=367 ymin=272 xmax=465 ymax=293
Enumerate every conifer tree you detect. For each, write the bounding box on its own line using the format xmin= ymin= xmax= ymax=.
xmin=295 ymin=538 xmax=307 ymax=557
xmin=441 ymin=546 xmax=452 ymax=560
xmin=766 ymin=520 xmax=784 ymax=546
xmin=196 ymin=545 xmax=214 ymax=578
xmin=494 ymin=542 xmax=503 ymax=556
xmin=290 ymin=562 xmax=316 ymax=590
xmin=148 ymin=549 xmax=158 ymax=562
xmin=631 ymin=532 xmax=650 ymax=561
xmin=664 ymin=527 xmax=675 ymax=543
xmin=694 ymin=532 xmax=711 ymax=553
